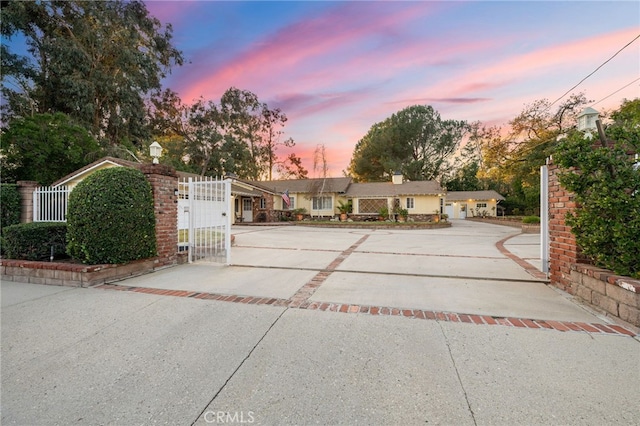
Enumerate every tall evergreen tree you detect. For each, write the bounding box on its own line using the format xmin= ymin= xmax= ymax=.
xmin=349 ymin=105 xmax=468 ymax=182
xmin=1 ymin=0 xmax=183 ymax=147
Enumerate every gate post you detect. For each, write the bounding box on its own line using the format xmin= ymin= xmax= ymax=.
xmin=141 ymin=164 xmax=179 ymax=268
xmin=224 ymin=178 xmax=232 ymax=265
xmin=16 ymin=181 xmax=38 ymax=223
xmin=540 ymin=164 xmax=549 ymax=275
xmin=547 ymin=160 xmax=581 ymax=293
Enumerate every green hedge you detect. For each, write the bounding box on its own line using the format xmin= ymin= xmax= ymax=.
xmin=522 ymin=216 xmax=540 ymax=224
xmin=66 ymin=167 xmax=157 ymax=264
xmin=1 ymin=184 xmax=21 ymax=229
xmin=555 ymin=130 xmax=639 ymax=279
xmin=2 ymin=222 xmax=68 ymax=261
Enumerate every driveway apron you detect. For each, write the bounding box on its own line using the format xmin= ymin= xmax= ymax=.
xmin=2 ymin=220 xmax=638 ymax=425
xmin=112 ymin=220 xmax=602 ymax=323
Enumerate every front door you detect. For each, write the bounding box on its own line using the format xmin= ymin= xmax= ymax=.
xmin=242 ymin=198 xmax=253 ymax=222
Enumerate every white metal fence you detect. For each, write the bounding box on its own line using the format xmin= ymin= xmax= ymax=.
xmin=33 ymin=186 xmax=71 ymax=222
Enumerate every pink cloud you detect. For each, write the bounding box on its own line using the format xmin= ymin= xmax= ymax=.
xmin=386 ymin=97 xmax=491 ymax=105
xmin=415 ymin=27 xmax=640 ymax=106
xmin=175 ymin=1 xmax=444 ymax=103
xmin=145 ymin=1 xmax=199 ymax=29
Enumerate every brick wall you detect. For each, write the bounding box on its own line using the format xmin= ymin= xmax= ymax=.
xmin=570 ymin=264 xmax=640 ymax=328
xmin=1 ymin=258 xmax=156 ymax=287
xmin=259 ymin=192 xmax=277 ymax=222
xmin=141 ymin=164 xmax=178 ymax=267
xmin=15 ymin=166 xmax=179 ymax=267
xmin=547 ymin=158 xmax=639 ymax=328
xmin=547 ymin=162 xmax=584 ymax=292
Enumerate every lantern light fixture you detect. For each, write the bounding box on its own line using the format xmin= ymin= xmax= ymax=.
xmin=150 ymin=141 xmax=162 ymax=164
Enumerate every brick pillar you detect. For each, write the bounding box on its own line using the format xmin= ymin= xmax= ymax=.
xmin=547 ymin=162 xmax=582 ymax=293
xmin=16 ymin=181 xmax=38 ymax=223
xmin=141 ymin=164 xmax=178 ymax=268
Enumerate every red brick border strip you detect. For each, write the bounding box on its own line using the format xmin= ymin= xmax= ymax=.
xmin=93 ymin=283 xmax=638 ymax=337
xmin=288 ymin=234 xmax=371 ymax=305
xmin=495 ymin=234 xmax=549 ymax=280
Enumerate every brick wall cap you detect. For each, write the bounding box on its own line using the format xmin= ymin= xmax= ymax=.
xmin=571 ymin=263 xmax=640 ymax=293
xmin=140 ymin=164 xmax=178 ymax=177
xmin=1 ymin=257 xmax=159 ymax=273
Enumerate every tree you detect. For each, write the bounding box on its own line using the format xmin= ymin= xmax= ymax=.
xmin=147 ymin=92 xmax=247 ymax=177
xmin=443 ymin=161 xmax=481 ymax=191
xmin=506 ymin=93 xmax=589 ymax=187
xmin=275 ymin=153 xmax=308 ymax=179
xmin=260 ymin=108 xmax=296 ymax=180
xmin=457 ymin=94 xmax=590 ymax=214
xmin=220 ymin=87 xmax=302 ymax=180
xmin=1 ymin=0 xmax=183 ymax=147
xmin=182 ymin=98 xmax=227 ymax=176
xmin=146 ymin=87 xmax=305 ymax=179
xmin=607 ymin=98 xmax=640 ymax=147
xmin=349 ymin=105 xmax=468 ymax=182
xmin=0 ymin=112 xmax=101 ymax=185
xmin=307 ymin=144 xmax=330 ymax=214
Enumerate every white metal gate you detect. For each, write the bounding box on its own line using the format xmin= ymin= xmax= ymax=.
xmin=178 ymin=177 xmax=231 ymax=264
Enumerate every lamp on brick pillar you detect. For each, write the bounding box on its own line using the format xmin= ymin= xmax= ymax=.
xmin=150 ymin=141 xmax=162 ymax=164
xmin=577 ymin=107 xmax=599 ymax=139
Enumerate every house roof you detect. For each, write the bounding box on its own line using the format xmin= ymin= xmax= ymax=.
xmin=229 ymin=180 xmax=272 ymax=197
xmin=345 ymin=180 xmax=444 ymax=197
xmin=446 ymin=190 xmax=505 ymax=202
xmin=53 ymin=157 xmax=269 ymax=198
xmin=257 ymin=177 xmax=353 ymax=194
xmin=52 ymin=156 xmax=142 ymax=187
xmin=578 ymin=107 xmax=599 ymax=117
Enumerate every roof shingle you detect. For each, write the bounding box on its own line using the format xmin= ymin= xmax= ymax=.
xmin=446 ymin=190 xmax=505 ymax=201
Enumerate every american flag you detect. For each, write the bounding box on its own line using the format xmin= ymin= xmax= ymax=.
xmin=281 ymin=190 xmax=290 ymax=208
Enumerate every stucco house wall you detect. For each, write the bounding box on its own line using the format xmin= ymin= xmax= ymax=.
xmin=445 ymin=190 xmax=505 ymax=219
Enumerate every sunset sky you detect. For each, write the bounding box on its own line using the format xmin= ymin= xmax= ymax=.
xmin=123 ymin=2 xmax=640 ymax=176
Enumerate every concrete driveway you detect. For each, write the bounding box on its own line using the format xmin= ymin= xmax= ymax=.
xmin=2 ymin=220 xmax=639 ymax=425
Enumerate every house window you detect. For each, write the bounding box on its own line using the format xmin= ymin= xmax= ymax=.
xmin=283 ymin=196 xmax=295 ymax=210
xmin=477 ymin=202 xmax=487 ymax=208
xmin=259 ymin=197 xmax=266 ymax=209
xmin=406 ymin=197 xmax=415 ymax=209
xmin=312 ymin=196 xmax=332 ymax=210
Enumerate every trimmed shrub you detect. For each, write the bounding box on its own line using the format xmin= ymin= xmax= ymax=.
xmin=522 ymin=216 xmax=540 ymax=224
xmin=555 ymin=130 xmax=639 ymax=279
xmin=3 ymin=222 xmax=68 ymax=260
xmin=66 ymin=167 xmax=156 ymax=264
xmin=1 ymin=184 xmax=21 ymax=229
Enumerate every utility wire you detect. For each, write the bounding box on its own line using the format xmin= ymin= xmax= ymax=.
xmin=547 ymin=33 xmax=640 ymax=110
xmin=591 ymin=77 xmax=640 ymax=107
xmin=502 ymin=75 xmax=640 ymax=168
xmin=492 ymin=35 xmax=639 ymax=170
